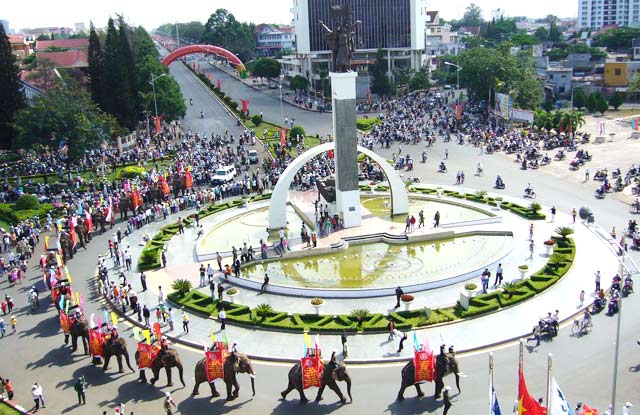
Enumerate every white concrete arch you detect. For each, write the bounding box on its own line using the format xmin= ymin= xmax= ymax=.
xmin=268 ymin=142 xmax=409 ymax=229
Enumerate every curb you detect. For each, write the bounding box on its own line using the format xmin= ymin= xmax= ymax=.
xmin=0 ymin=399 xmax=28 ymax=414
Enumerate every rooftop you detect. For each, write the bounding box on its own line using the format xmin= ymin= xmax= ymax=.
xmin=36 ymin=38 xmax=89 ymax=51
xmin=37 ymin=50 xmax=88 ymax=68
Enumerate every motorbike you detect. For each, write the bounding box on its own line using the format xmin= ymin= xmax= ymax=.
xmin=523 ymin=188 xmax=536 ymax=199
xmin=536 ymin=319 xmax=558 ymax=338
xmin=200 ymin=111 xmax=204 ymax=119
xmin=607 ymin=297 xmax=619 ymax=316
xmin=554 ymin=151 xmax=566 ymax=161
xmin=595 ymin=187 xmax=606 ymax=199
xmin=475 ymin=166 xmax=483 ymax=176
xmin=622 ymin=278 xmax=634 ymax=297
xmin=421 ymin=151 xmax=427 ymax=163
xmin=529 ymin=160 xmax=539 ymax=169
xmin=591 ymin=297 xmax=606 ymax=314
xmin=594 ymin=169 xmax=608 ymax=181
xmin=569 ymin=159 xmax=581 ymax=170
xmin=540 ymin=155 xmax=551 ymax=166
xmin=438 ymin=163 xmax=447 ymax=173
xmin=494 ymin=177 xmax=505 ymax=190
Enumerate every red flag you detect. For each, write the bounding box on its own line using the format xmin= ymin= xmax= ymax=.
xmin=241 ymin=99 xmax=249 ymax=113
xmin=518 ymin=369 xmax=547 ymax=415
xmin=69 ymin=224 xmax=77 ymax=248
xmin=85 ymin=211 xmax=93 ymax=233
xmin=281 ymin=128 xmax=287 ymax=146
xmin=153 ymin=322 xmax=162 ymax=340
xmin=328 ymin=149 xmax=334 ymax=159
xmin=159 ymin=176 xmax=170 ymax=195
xmin=580 ymin=405 xmax=599 ymax=415
xmin=414 ymin=350 xmax=435 ymax=382
xmin=185 ymin=171 xmax=193 ymax=189
xmin=456 ymin=104 xmax=462 ymax=121
xmin=217 ymin=79 xmax=221 ymax=89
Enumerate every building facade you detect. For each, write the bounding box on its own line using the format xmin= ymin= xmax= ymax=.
xmin=285 ymin=0 xmax=428 ymax=98
xmin=578 ymin=0 xmax=640 ymax=30
xmin=256 ymin=24 xmax=295 ymax=56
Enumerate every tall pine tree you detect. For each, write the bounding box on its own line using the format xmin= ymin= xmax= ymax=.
xmin=87 ymin=22 xmax=105 ymax=110
xmin=117 ymin=17 xmax=138 ymax=128
xmin=0 ymin=22 xmax=26 ymax=149
xmin=102 ymin=18 xmax=136 ymax=129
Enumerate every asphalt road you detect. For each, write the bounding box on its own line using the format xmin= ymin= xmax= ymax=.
xmin=0 ymin=60 xmax=637 ymax=414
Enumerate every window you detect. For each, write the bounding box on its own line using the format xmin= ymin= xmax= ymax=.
xmin=615 ymin=68 xmax=622 ymax=75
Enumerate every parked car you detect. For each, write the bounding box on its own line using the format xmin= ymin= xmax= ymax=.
xmin=248 ymin=150 xmax=259 ymax=164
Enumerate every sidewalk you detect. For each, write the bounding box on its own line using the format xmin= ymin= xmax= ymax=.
xmin=109 ymin=189 xmax=621 ymax=362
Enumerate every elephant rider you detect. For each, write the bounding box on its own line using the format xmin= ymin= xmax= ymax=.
xmin=231 ymin=341 xmax=239 ymax=354
xmin=328 ymin=351 xmax=339 ymax=380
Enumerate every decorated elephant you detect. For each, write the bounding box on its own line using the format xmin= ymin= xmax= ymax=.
xmin=75 ymin=217 xmax=92 ymax=245
xmin=136 ymin=348 xmax=185 ymax=387
xmin=102 ymin=337 xmax=135 ymax=373
xmin=91 ymin=210 xmax=107 ymax=233
xmin=58 ymin=232 xmax=76 ymax=261
xmin=66 ymin=318 xmax=90 ymax=355
xmin=192 ymin=352 xmax=255 ymax=401
xmin=280 ymin=360 xmax=352 ymax=404
xmin=118 ymin=196 xmax=135 ymax=220
xmin=396 ymin=347 xmax=461 ymax=401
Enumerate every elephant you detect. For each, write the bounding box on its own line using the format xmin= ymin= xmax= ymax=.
xmin=281 ymin=360 xmax=352 ymax=404
xmin=136 ymin=348 xmax=185 ymax=388
xmin=75 ymin=217 xmax=92 ymax=244
xmin=66 ymin=318 xmax=90 ymax=355
xmin=118 ymin=196 xmax=135 ymax=220
xmin=101 ymin=337 xmax=135 ymax=373
xmin=192 ymin=352 xmax=255 ymax=401
xmin=58 ymin=232 xmax=76 ymax=261
xmin=396 ymin=348 xmax=461 ymax=401
xmin=91 ymin=210 xmax=107 ymax=233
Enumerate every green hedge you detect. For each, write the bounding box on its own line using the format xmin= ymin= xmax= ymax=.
xmin=0 ymin=202 xmax=54 ymax=226
xmin=356 ymin=118 xmax=381 ymax=131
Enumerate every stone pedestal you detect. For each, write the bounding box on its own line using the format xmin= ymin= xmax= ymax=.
xmin=331 ymin=72 xmax=361 ymax=228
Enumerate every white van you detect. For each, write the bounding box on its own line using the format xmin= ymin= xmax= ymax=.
xmin=212 ymin=165 xmax=237 ymax=184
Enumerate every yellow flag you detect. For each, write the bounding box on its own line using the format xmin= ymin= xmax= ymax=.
xmin=133 ymin=327 xmax=141 ymax=342
xmin=64 ymin=266 xmax=72 ymax=283
xmin=74 ymin=291 xmax=79 ymax=305
xmin=110 ymin=312 xmax=118 ymax=327
xmin=142 ymin=329 xmax=151 ymax=345
xmin=210 ymin=332 xmax=216 ymax=343
xmin=44 ymin=236 xmax=49 ymax=250
xmin=303 ymin=332 xmax=311 ymax=348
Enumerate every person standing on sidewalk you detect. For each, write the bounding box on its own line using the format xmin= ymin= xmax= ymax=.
xmin=158 ymin=286 xmax=165 ymax=305
xmin=209 ymin=280 xmax=216 ymax=301
xmin=74 ymin=376 xmax=87 ymax=405
xmin=217 ymin=284 xmax=224 ymax=302
xmin=550 ymin=206 xmax=556 ymax=223
xmin=167 ymin=307 xmax=175 ymax=331
xmin=494 ymin=263 xmax=504 ymax=287
xmin=219 ymin=307 xmax=227 ymax=330
xmin=140 ymin=272 xmax=147 ymax=292
xmin=595 ymin=270 xmax=601 ymax=292
xmin=182 ymin=311 xmax=190 ymax=334
xmin=394 ymin=286 xmax=404 ymax=309
xmin=260 ymin=273 xmax=269 ymax=293
xmin=216 ymin=252 xmax=223 ymax=272
xmin=394 ymin=329 xmax=407 ymax=353
xmin=199 ymin=264 xmax=206 ymax=288
xmin=143 ymin=305 xmax=151 ymax=327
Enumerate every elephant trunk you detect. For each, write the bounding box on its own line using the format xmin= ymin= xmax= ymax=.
xmin=124 ymin=352 xmax=134 ymax=372
xmin=249 ymin=365 xmax=256 ymax=396
xmin=178 ymin=364 xmax=186 ymax=387
xmin=345 ymin=372 xmax=353 ymax=402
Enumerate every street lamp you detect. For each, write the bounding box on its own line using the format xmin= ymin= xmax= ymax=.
xmin=149 ymin=73 xmax=167 ymax=119
xmin=444 ymin=61 xmax=462 ymax=104
xmin=571 ymin=81 xmax=590 ymax=110
xmin=279 ymin=73 xmax=285 ymax=122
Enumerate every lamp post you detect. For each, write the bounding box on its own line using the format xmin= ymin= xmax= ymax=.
xmin=610 ymin=256 xmax=627 ymax=415
xmin=149 ymin=73 xmax=167 ymax=119
xmin=444 ymin=62 xmax=462 ymax=104
xmin=571 ymin=81 xmax=590 ymax=110
xmin=279 ymin=73 xmax=285 ymax=122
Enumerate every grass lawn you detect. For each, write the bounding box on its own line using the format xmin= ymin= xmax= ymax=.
xmin=0 ymin=219 xmax=12 ymax=232
xmin=0 ymin=402 xmax=24 ymax=415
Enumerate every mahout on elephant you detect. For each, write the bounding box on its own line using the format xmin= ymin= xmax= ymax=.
xmin=397 ymin=345 xmax=461 ymax=401
xmin=136 ymin=339 xmax=186 ymax=388
xmin=192 ymin=342 xmax=255 ymax=401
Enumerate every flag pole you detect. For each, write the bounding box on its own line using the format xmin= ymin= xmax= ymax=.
xmin=489 ymin=352 xmax=494 ymax=415
xmin=546 ymin=353 xmax=553 ymax=410
xmin=518 ymin=338 xmax=524 ymax=372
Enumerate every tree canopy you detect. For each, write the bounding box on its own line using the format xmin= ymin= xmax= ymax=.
xmin=12 ymin=85 xmax=121 ymax=161
xmin=156 ymin=21 xmax=205 ymax=44
xmin=592 ymin=27 xmax=640 ymax=50
xmin=370 ymin=49 xmax=391 ymax=96
xmin=252 ymin=58 xmax=281 ymax=80
xmin=201 ymin=9 xmax=256 ymax=63
xmin=0 ymin=21 xmax=25 ymax=149
xmin=461 ymin=3 xmax=483 ymax=27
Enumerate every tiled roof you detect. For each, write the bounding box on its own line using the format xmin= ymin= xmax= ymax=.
xmin=37 ymin=50 xmax=88 ymax=68
xmin=36 ymin=38 xmax=89 ymax=50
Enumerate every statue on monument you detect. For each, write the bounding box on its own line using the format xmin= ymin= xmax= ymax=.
xmin=319 ymin=5 xmax=360 ymax=73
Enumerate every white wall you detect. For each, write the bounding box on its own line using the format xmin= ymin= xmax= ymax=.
xmin=293 ymin=0 xmax=310 ymax=54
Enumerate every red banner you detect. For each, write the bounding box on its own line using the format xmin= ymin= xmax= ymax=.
xmin=185 ymin=171 xmax=193 ymax=189
xmin=455 ymin=104 xmax=462 ymax=121
xmin=414 ymin=350 xmax=435 ymax=382
xmin=69 ymin=225 xmax=77 ymax=248
xmin=89 ymin=328 xmax=103 ymax=357
xmin=205 ymin=343 xmax=229 ymax=382
xmin=241 ymin=99 xmax=249 ymax=113
xmin=301 ymin=357 xmax=324 ymax=389
xmin=59 ymin=310 xmax=71 ymax=334
xmin=217 ymin=80 xmax=221 ymax=89
xmin=137 ymin=343 xmax=153 ymax=369
xmin=153 ymin=322 xmax=162 ymax=340
xmin=131 ymin=190 xmax=142 ymax=210
xmin=281 ymin=128 xmax=287 ymax=146
xmin=159 ymin=176 xmax=170 ymax=195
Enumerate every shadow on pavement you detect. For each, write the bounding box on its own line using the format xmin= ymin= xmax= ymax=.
xmin=19 ymin=312 xmax=59 ymax=339
xmin=25 ymin=345 xmax=79 ymax=370
xmin=177 ymin=395 xmax=251 ymax=414
xmin=94 ymin=379 xmax=168 ymax=409
xmin=386 ymin=396 xmax=444 ymax=415
xmin=271 ymin=399 xmax=347 ymax=415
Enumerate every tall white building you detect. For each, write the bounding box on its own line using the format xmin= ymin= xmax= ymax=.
xmin=283 ymin=0 xmax=428 ymax=97
xmin=578 ymin=0 xmax=640 ymax=30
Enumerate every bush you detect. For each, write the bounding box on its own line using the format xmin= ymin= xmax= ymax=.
xmin=356 ymin=118 xmax=381 ymax=131
xmin=117 ymin=166 xmax=146 ymax=179
xmin=464 ymin=283 xmax=477 ymax=291
xmin=229 ymin=101 xmax=239 ymax=110
xmin=15 ymin=194 xmax=40 ymax=211
xmin=251 ymin=114 xmax=262 ymax=126
xmin=289 ymin=125 xmax=306 ymax=142
xmin=226 ymin=288 xmax=238 ymax=295
xmin=350 ymin=308 xmax=370 ymax=322
xmin=254 ymin=303 xmax=273 ymax=319
xmin=310 ymin=297 xmax=324 ymax=305
xmin=171 ymin=279 xmax=192 ymax=297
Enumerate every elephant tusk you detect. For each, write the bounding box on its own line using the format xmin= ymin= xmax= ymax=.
xmin=249 ymin=374 xmax=256 ymax=379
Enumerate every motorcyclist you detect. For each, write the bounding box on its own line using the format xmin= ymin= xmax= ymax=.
xmin=189 ymin=98 xmax=193 ymax=106
xmin=525 ymin=183 xmax=534 ymax=196
xmin=496 ymin=175 xmax=504 ymax=188
xmin=612 ymin=274 xmax=622 ymax=291
xmin=421 ymin=151 xmax=427 ymax=163
xmin=476 ymin=162 xmax=483 ymax=175
xmin=439 ymin=161 xmax=447 ymax=172
xmin=624 ymin=275 xmax=633 ymax=292
xmin=521 ymin=159 xmax=527 ymax=170
xmin=581 ymin=308 xmax=592 ymax=332
xmin=200 ymin=110 xmax=204 ymax=119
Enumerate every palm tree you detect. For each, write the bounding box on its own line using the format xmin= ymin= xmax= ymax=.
xmin=534 ymin=109 xmax=551 ymax=131
xmin=554 ymin=226 xmax=574 ymax=240
xmin=560 ymin=111 xmax=585 ymax=133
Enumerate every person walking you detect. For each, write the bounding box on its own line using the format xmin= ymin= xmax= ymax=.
xmin=161 ymin=252 xmax=167 ymax=268
xmin=529 ymin=223 xmax=534 ymax=240
xmin=529 ymin=240 xmax=535 ymax=259
xmin=394 ymin=286 xmax=404 ymax=309
xmin=158 ymin=286 xmax=165 ymax=305
xmin=433 ymin=211 xmax=440 ymax=228
xmin=443 ymin=386 xmax=453 ymax=415
xmin=418 ymin=210 xmax=425 ymax=228
xmin=218 ymin=307 xmax=227 ymax=330
xmin=142 ymin=305 xmax=151 ymax=327
xmin=199 ymin=264 xmax=206 ymax=288
xmin=4 ymin=379 xmax=13 ymax=400
xmin=341 ymin=331 xmax=348 ymax=358
xmin=216 ymin=252 xmax=223 ymax=272
xmin=163 ymin=391 xmax=176 ymax=415
xmin=572 ymin=208 xmax=577 ymax=224
xmin=140 ymin=272 xmax=147 ymax=292
xmin=31 ymin=382 xmax=40 ymax=413
xmin=494 ymin=263 xmax=503 ymax=286
xmin=209 ymin=280 xmax=216 ymax=301
xmin=260 ymin=273 xmax=269 ymax=293
xmin=207 ymin=264 xmax=215 ymax=283
xmin=387 ymin=318 xmax=395 ymax=341
xmin=167 ymin=307 xmax=175 ymax=331
xmin=595 ymin=271 xmax=601 ymax=292
xmin=182 ymin=311 xmax=190 ymax=334
xmin=74 ymin=376 xmax=87 ymax=405
xmin=579 ymin=290 xmax=585 ymax=308
xmin=550 ymin=206 xmax=556 ymax=223
xmin=394 ymin=329 xmax=408 ymax=353
xmin=217 ymin=283 xmax=224 ymax=302
xmin=9 ymin=315 xmax=16 ymax=334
